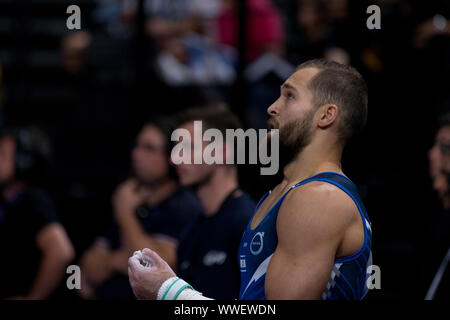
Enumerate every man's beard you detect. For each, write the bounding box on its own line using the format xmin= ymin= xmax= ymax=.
xmin=277 ymin=110 xmax=315 ymax=168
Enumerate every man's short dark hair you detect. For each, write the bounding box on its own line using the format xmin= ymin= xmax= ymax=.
xmin=176 ymin=103 xmax=242 ymax=135
xmin=297 ymin=59 xmax=368 ymax=142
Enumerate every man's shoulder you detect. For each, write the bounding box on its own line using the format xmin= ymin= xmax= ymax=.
xmin=279 ymin=181 xmax=358 ymax=234
xmin=288 ymin=180 xmax=356 ymax=209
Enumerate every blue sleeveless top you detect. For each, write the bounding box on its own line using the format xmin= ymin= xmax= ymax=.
xmin=238 ymin=172 xmax=373 ymax=300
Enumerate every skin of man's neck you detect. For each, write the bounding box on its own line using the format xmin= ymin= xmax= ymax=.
xmin=283 ymin=132 xmax=344 ymax=188
xmin=197 ymin=166 xmax=239 ymax=217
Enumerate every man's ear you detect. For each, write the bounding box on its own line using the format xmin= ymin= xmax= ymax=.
xmin=317 ymin=104 xmax=339 ymax=129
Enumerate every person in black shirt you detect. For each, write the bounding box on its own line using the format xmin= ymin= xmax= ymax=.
xmin=0 ymin=127 xmax=75 ymax=299
xmin=174 ymin=105 xmax=256 ymax=299
xmin=80 ymin=117 xmax=202 ymax=299
xmin=423 ymin=113 xmax=450 ymax=300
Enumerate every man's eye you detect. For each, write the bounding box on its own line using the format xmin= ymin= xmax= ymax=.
xmin=287 ymin=93 xmax=294 ymax=100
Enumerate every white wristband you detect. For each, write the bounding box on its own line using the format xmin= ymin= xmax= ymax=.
xmin=157 ymin=277 xmax=178 ymax=300
xmin=176 ymin=288 xmax=213 ymax=300
xmin=157 ymin=277 xmax=213 ymax=300
xmin=158 ymin=277 xmax=192 ymax=300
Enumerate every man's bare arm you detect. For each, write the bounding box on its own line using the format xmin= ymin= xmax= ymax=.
xmin=265 ymin=182 xmax=355 ymax=299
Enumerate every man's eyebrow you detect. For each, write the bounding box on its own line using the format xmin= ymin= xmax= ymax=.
xmin=281 ymin=82 xmax=298 ymax=92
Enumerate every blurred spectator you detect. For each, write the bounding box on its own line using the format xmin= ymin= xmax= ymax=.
xmin=61 ymin=31 xmax=92 ymax=77
xmin=414 ymin=14 xmax=450 ymax=49
xmin=175 ymin=104 xmax=255 ymax=299
xmin=0 ymin=127 xmax=74 ymax=299
xmin=56 ymin=28 xmax=137 ymax=227
xmin=79 ymin=117 xmax=202 ymax=299
xmin=94 ymin=0 xmax=208 ymax=40
xmin=91 ymin=0 xmax=132 ymax=39
xmin=243 ymin=54 xmax=294 ymax=129
xmin=121 ymin=0 xmax=204 ymax=42
xmin=421 ymin=113 xmax=450 ymax=299
xmin=217 ymin=0 xmax=284 ymax=63
xmin=118 ymin=0 xmax=236 ymax=86
xmin=155 ymin=32 xmax=236 ymax=86
xmin=235 ymin=0 xmax=293 ymax=130
xmin=287 ymin=0 xmax=351 ymax=65
xmin=0 ymin=62 xmax=3 ymax=127
xmin=152 ymin=0 xmax=236 ymax=86
xmin=287 ymin=0 xmax=328 ymax=64
xmin=428 ymin=114 xmax=450 ymax=208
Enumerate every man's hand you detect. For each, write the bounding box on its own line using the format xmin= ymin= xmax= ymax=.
xmin=128 ymin=248 xmax=176 ymax=300
xmin=112 ymin=179 xmax=151 ymax=216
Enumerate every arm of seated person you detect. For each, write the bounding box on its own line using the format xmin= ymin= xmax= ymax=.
xmin=26 ymin=223 xmax=75 ymax=300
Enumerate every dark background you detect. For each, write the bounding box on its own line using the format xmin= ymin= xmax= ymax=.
xmin=1 ymin=0 xmax=450 ymax=299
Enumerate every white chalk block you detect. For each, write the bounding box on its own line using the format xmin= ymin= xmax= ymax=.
xmin=133 ymin=250 xmax=153 ymax=267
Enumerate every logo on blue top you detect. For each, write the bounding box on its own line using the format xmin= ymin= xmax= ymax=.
xmin=250 ymin=232 xmax=264 ymax=255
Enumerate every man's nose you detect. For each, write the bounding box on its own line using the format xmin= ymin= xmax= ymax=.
xmin=267 ymin=99 xmax=280 ymax=116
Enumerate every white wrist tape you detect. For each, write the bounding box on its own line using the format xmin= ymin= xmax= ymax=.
xmin=176 ymin=288 xmax=213 ymax=300
xmin=157 ymin=277 xmax=213 ymax=300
